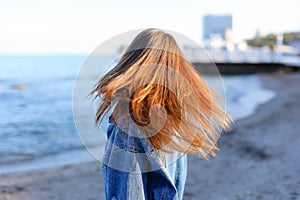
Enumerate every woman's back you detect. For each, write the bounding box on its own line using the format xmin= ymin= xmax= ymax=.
xmin=102 ymin=120 xmax=187 ymax=200
xmin=91 ymin=28 xmax=233 ymax=200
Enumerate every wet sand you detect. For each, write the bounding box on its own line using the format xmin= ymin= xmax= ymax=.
xmin=1 ymin=71 xmax=300 ymax=200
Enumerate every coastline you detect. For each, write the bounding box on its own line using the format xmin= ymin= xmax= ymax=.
xmin=0 ymin=74 xmax=273 ymax=175
xmin=0 ymin=149 xmax=95 ymax=175
xmin=0 ymin=65 xmax=273 ymax=170
xmin=1 ymin=71 xmax=300 ymax=200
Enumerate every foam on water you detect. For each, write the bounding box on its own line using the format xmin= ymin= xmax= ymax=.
xmin=222 ymin=75 xmax=275 ymax=120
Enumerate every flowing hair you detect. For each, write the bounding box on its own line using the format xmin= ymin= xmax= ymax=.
xmin=90 ymin=28 xmax=233 ymax=159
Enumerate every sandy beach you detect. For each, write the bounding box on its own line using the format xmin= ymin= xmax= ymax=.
xmin=1 ymin=71 xmax=300 ymax=200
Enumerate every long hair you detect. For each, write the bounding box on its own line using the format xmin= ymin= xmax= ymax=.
xmin=90 ymin=28 xmax=233 ymax=159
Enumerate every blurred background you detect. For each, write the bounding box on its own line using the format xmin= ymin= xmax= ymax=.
xmin=0 ymin=0 xmax=299 ymax=199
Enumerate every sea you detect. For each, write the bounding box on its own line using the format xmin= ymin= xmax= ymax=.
xmin=0 ymin=55 xmax=275 ymax=174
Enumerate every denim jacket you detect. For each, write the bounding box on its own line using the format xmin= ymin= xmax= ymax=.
xmin=102 ymin=117 xmax=187 ymax=200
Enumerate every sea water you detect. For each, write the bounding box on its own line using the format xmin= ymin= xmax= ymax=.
xmin=0 ymin=55 xmax=275 ymax=173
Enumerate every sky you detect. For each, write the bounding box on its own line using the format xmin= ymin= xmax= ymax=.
xmin=0 ymin=0 xmax=299 ymax=54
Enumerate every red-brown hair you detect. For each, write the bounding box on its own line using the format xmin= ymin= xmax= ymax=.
xmin=91 ymin=28 xmax=233 ymax=159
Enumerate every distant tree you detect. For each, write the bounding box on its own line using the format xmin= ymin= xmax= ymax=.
xmin=246 ymin=34 xmax=276 ymax=50
xmin=283 ymin=32 xmax=300 ymax=43
xmin=246 ymin=31 xmax=300 ymax=50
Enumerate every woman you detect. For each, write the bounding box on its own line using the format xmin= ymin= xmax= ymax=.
xmin=91 ymin=28 xmax=233 ymax=200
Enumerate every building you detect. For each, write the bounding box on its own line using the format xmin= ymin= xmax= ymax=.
xmin=203 ymin=15 xmax=233 ymax=41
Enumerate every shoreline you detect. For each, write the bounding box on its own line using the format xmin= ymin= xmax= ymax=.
xmin=0 ymin=73 xmax=275 ymax=176
xmin=0 ymin=149 xmax=95 ymax=175
xmin=1 ymin=71 xmax=300 ymax=200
